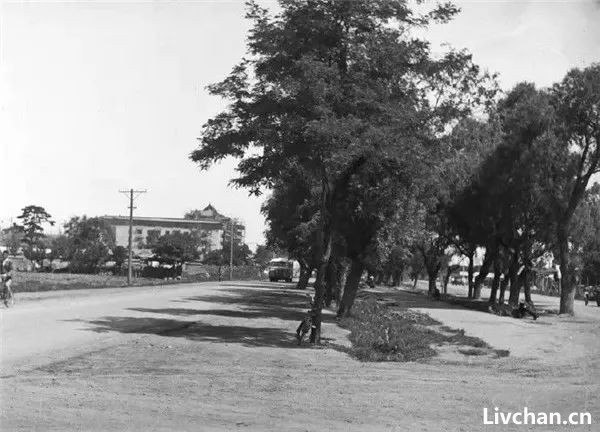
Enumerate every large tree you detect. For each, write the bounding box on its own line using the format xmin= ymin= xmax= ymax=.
xmin=544 ymin=64 xmax=600 ymax=314
xmin=191 ymin=0 xmax=495 ymax=341
xmin=16 ymin=205 xmax=54 ymax=266
xmin=62 ymin=216 xmax=115 ymax=273
xmin=150 ymin=231 xmax=203 ymax=263
xmin=262 ymin=171 xmax=321 ymax=290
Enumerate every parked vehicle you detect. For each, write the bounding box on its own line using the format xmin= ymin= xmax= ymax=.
xmin=268 ymin=258 xmax=293 ymax=282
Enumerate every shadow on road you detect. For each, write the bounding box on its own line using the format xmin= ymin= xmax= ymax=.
xmin=76 ymin=315 xmax=320 ymax=348
xmin=68 ymin=284 xmax=334 ymax=349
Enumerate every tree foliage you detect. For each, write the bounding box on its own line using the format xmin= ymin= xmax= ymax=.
xmin=62 ymin=216 xmax=116 ymax=273
xmin=149 ymin=231 xmax=203 ymax=263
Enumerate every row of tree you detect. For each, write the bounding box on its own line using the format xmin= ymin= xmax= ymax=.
xmin=191 ymin=0 xmax=599 ymax=341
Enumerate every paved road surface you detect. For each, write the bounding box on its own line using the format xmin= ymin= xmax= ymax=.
xmin=1 ymin=282 xmax=229 ymax=374
xmin=1 ymin=281 xmax=598 ymax=431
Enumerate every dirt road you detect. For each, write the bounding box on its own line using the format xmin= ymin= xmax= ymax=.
xmin=1 ymin=281 xmax=599 ymax=431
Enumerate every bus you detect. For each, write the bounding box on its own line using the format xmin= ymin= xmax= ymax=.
xmin=267 ymin=258 xmax=294 ymax=282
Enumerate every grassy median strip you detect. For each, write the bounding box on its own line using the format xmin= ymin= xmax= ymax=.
xmin=338 ymin=298 xmax=492 ymax=362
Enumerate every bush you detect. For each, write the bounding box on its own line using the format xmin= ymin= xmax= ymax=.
xmin=183 ymin=265 xmax=264 ymax=282
xmin=339 ymin=298 xmax=490 ymax=362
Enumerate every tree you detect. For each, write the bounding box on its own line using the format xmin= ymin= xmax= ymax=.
xmin=191 ymin=0 xmax=496 ymax=341
xmin=262 ymin=171 xmax=321 ymax=290
xmin=63 ymin=216 xmax=115 ymax=273
xmin=545 ymin=64 xmax=600 ymax=314
xmin=1 ymin=224 xmax=24 ymax=255
xmin=253 ymin=244 xmax=286 ymax=267
xmin=149 ymin=231 xmax=202 ymax=263
xmin=49 ymin=235 xmax=72 ymax=260
xmin=17 ymin=205 xmax=54 ymax=245
xmin=16 ymin=205 xmax=54 ymax=267
xmin=203 ymin=242 xmax=252 ymax=267
xmin=570 ymin=183 xmax=600 ymax=286
xmin=112 ymin=246 xmax=128 ymax=271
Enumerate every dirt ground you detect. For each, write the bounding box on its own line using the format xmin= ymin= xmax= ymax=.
xmin=1 ymin=281 xmax=599 ymax=431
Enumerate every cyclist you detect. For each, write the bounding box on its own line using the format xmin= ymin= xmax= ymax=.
xmin=1 ymin=250 xmax=14 ymax=306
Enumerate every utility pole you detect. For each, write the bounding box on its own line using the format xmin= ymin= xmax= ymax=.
xmin=119 ymin=188 xmax=147 ymax=285
xmin=229 ymin=219 xmax=234 ymax=280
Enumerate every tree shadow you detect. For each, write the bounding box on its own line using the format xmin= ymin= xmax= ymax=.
xmin=72 ymin=316 xmax=326 ymax=348
xmin=364 ymin=287 xmax=554 ymax=321
xmin=128 ymin=307 xmax=308 ymax=322
xmin=69 ymin=284 xmax=334 ymax=349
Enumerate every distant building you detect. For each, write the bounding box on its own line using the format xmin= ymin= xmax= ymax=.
xmin=100 ymin=204 xmax=245 ymax=258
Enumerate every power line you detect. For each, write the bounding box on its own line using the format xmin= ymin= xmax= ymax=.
xmin=119 ymin=188 xmax=147 ymax=285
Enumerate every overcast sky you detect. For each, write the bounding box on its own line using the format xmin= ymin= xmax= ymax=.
xmin=1 ymin=0 xmax=599 ymax=247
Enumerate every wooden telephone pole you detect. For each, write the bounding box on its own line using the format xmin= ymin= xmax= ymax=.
xmin=119 ymin=188 xmax=147 ymax=285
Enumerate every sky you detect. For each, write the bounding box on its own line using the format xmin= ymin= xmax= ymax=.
xmin=1 ymin=0 xmax=599 ymax=248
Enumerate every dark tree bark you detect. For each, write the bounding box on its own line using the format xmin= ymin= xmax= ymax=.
xmin=467 ymin=250 xmax=475 ymax=298
xmin=507 ymin=252 xmax=521 ymax=306
xmin=557 ymin=226 xmax=575 ymax=315
xmin=336 ymin=258 xmax=364 ymax=317
xmin=310 ymin=259 xmax=329 ymax=343
xmin=489 ymin=266 xmax=502 ymax=303
xmin=522 ymin=246 xmax=533 ymax=305
xmin=309 ymin=215 xmax=333 ymax=344
xmin=523 ymin=268 xmax=532 ymax=304
xmin=295 ymin=261 xmax=311 ymax=290
xmin=420 ymin=246 xmax=442 ymax=297
xmin=443 ymin=264 xmax=459 ymax=294
xmin=324 ymin=257 xmax=339 ymax=307
xmin=428 ymin=275 xmax=439 ymax=296
xmin=392 ymin=267 xmax=403 ymax=287
xmin=498 ymin=271 xmax=509 ymax=304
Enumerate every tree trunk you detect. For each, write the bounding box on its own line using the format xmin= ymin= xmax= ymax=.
xmin=467 ymin=251 xmax=475 ymax=298
xmin=392 ymin=267 xmax=403 ymax=287
xmin=473 ymin=248 xmax=495 ymax=299
xmin=507 ymin=252 xmax=521 ymax=306
xmin=336 ymin=258 xmax=364 ymax=318
xmin=325 ymin=257 xmax=339 ymax=307
xmin=295 ymin=262 xmax=311 ymax=290
xmin=336 ymin=259 xmax=350 ymax=305
xmin=498 ymin=272 xmax=509 ymax=304
xmin=489 ymin=266 xmax=501 ymax=303
xmin=523 ymin=268 xmax=532 ymax=304
xmin=428 ymin=275 xmax=438 ymax=296
xmin=522 ymin=246 xmax=533 ymax=305
xmin=558 ymin=227 xmax=575 ymax=315
xmin=309 ymin=228 xmax=333 ymax=344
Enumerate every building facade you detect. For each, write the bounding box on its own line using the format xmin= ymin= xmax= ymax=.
xmin=101 ymin=205 xmax=245 ymax=258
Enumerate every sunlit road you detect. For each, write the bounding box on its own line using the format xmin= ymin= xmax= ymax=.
xmin=2 ymin=280 xmax=599 ymax=376
xmin=0 ymin=282 xmax=234 ymax=375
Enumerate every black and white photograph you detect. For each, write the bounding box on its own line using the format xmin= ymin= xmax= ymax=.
xmin=1 ymin=0 xmax=599 ymax=430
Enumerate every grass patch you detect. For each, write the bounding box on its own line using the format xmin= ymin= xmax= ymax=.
xmin=11 ymin=270 xmax=267 ymax=293
xmin=12 ymin=272 xmax=162 ymax=292
xmin=338 ymin=298 xmax=490 ymax=362
xmin=458 ymin=347 xmax=488 ymax=356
